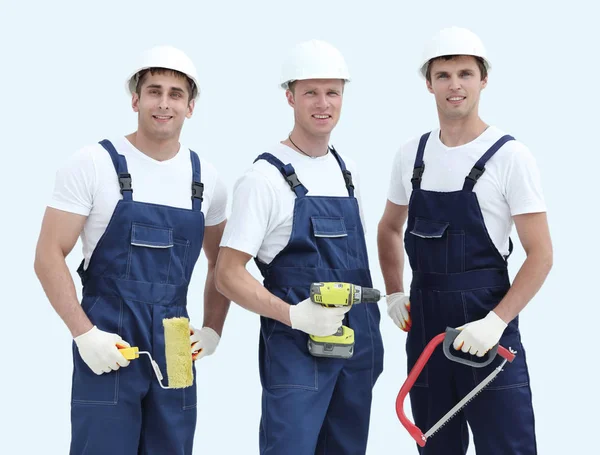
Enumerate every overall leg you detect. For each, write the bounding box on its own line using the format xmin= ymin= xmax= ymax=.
xmin=259 ymin=320 xmax=340 ymax=455
xmin=456 ymin=289 xmax=537 ymax=455
xmin=315 ymin=368 xmax=374 ymax=455
xmin=138 ymin=378 xmax=197 ymax=454
xmin=408 ymin=290 xmax=469 ymax=455
xmin=315 ymin=305 xmax=384 ymax=455
xmin=70 ymin=295 xmax=148 ymax=455
xmin=459 ymin=331 xmax=537 ymax=455
xmin=138 ymin=303 xmax=198 ymax=455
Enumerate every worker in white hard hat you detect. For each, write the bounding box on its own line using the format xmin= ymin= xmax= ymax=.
xmin=378 ymin=26 xmax=552 ymax=454
xmin=34 ymin=45 xmax=230 ymax=454
xmin=215 ymin=39 xmax=384 ymax=454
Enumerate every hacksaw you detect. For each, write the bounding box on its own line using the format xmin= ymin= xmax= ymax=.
xmin=396 ymin=327 xmax=516 ymax=447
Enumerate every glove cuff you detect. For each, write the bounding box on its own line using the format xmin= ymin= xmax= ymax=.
xmin=74 ymin=325 xmax=98 ymax=345
xmin=487 ymin=310 xmax=508 ymax=329
xmin=386 ymin=291 xmax=406 ymax=306
xmin=201 ymin=327 xmax=221 ymax=343
xmin=289 ymin=304 xmax=300 ymax=329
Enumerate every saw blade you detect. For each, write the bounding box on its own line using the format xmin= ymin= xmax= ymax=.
xmin=424 ymin=358 xmax=508 ymax=440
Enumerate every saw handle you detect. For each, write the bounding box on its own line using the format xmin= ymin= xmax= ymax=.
xmin=396 ymin=330 xmax=516 ymax=447
xmin=443 ymin=327 xmax=497 ymax=368
xmin=442 ymin=327 xmax=516 ymax=366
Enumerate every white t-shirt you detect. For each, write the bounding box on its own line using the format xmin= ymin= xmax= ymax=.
xmin=50 ymin=136 xmax=228 ymax=269
xmin=387 ymin=126 xmax=546 ymax=257
xmin=220 ymin=143 xmax=366 ymax=265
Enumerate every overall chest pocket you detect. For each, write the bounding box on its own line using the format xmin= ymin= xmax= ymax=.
xmin=311 ymin=216 xmax=349 ymax=269
xmin=409 ymin=217 xmax=465 ymax=273
xmin=127 ymin=223 xmax=190 ymax=284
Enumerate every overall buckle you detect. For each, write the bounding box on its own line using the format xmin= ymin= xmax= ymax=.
xmin=192 ymin=181 xmax=204 ymax=201
xmin=119 ymin=173 xmax=132 ymax=194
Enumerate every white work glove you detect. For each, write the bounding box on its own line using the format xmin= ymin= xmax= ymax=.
xmin=386 ymin=292 xmax=411 ymax=332
xmin=74 ymin=326 xmax=131 ymax=375
xmin=289 ymin=297 xmax=351 ymax=337
xmin=453 ymin=311 xmax=507 ymax=357
xmin=190 ymin=325 xmax=220 ymax=361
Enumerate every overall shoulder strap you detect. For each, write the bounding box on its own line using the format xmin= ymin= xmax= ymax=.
xmin=253 ymin=153 xmax=308 ymax=197
xmin=411 ymin=132 xmax=431 ymax=189
xmin=190 ymin=150 xmax=203 ymax=211
xmin=328 ymin=146 xmax=355 ymax=197
xmin=99 ymin=139 xmax=132 ymax=201
xmin=462 ymin=135 xmax=515 ymax=191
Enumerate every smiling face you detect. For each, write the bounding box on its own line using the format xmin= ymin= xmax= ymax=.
xmin=131 ymin=69 xmax=195 ymax=142
xmin=286 ymin=79 xmax=344 ymax=137
xmin=426 ymin=55 xmax=487 ymax=122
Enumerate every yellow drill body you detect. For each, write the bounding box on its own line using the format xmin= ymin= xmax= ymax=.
xmin=307 ymin=282 xmax=381 ymax=359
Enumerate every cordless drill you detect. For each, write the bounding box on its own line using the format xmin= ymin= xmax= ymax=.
xmin=307 ymin=282 xmax=383 ymax=359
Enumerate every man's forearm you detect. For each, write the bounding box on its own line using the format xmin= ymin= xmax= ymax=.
xmin=494 ymin=250 xmax=553 ymax=323
xmin=34 ymin=250 xmax=92 ymax=338
xmin=216 ymin=264 xmax=291 ymax=326
xmin=378 ymin=224 xmax=406 ymax=294
xmin=202 ymin=264 xmax=231 ymax=336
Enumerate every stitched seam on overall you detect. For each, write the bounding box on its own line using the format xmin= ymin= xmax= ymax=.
xmin=112 ymin=298 xmax=125 ymax=404
xmin=418 ymin=289 xmax=428 ymax=387
xmin=261 ymin=395 xmax=269 ymax=455
xmin=444 ymin=231 xmax=449 ymax=273
xmin=462 ymin=231 xmax=465 ymax=272
xmin=126 ymin=242 xmax=132 ymax=279
xmin=181 ymin=240 xmax=190 ymax=280
xmin=431 ymin=285 xmax=508 ymax=293
xmin=365 ymin=304 xmax=376 ymax=388
xmin=471 ymin=192 xmax=509 ymax=265
xmin=269 ymin=384 xmax=318 ymax=390
xmin=85 ymin=295 xmax=102 ymax=314
xmin=165 ymin=245 xmax=173 ymax=284
xmin=461 ymin=292 xmax=478 ymax=385
xmin=484 ymin=382 xmax=529 ymax=390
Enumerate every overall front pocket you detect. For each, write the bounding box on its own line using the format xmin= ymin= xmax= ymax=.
xmin=72 ymin=295 xmax=123 ymax=405
xmin=409 ymin=217 xmax=464 ymax=273
xmin=264 ymin=321 xmax=318 ymax=391
xmin=127 ymin=223 xmax=189 ymax=284
xmin=310 ymin=216 xmax=349 ymax=269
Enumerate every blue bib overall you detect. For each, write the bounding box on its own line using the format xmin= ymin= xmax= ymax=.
xmin=70 ymin=140 xmax=205 ymax=454
xmin=254 ymin=149 xmax=384 ymax=455
xmin=405 ymin=132 xmax=537 ymax=454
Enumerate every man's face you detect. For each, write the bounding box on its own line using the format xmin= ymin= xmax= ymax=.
xmin=426 ymin=55 xmax=487 ymax=121
xmin=132 ymin=71 xmax=194 ymax=141
xmin=286 ymin=79 xmax=344 ymax=137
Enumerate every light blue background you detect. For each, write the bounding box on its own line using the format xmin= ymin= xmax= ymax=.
xmin=1 ymin=0 xmax=597 ymax=453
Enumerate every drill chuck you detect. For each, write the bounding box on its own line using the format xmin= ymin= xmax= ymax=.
xmin=359 ymin=286 xmax=381 ymax=304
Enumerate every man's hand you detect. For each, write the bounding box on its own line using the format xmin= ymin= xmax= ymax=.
xmin=190 ymin=325 xmax=221 ymax=361
xmin=386 ymin=292 xmax=411 ymax=331
xmin=289 ymin=298 xmax=351 ymax=336
xmin=453 ymin=311 xmax=507 ymax=357
xmin=74 ymin=326 xmax=131 ymax=374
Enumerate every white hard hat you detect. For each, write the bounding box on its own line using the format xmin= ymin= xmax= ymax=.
xmin=280 ymin=39 xmax=351 ymax=89
xmin=419 ymin=27 xmax=491 ymax=78
xmin=125 ymin=45 xmax=200 ymax=99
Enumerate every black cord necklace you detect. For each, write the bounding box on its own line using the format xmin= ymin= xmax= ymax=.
xmin=288 ymin=134 xmax=327 ymax=159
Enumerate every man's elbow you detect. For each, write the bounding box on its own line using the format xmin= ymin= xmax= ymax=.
xmin=530 ymin=244 xmax=553 ymax=275
xmin=214 ymin=253 xmax=233 ymax=298
xmin=33 ymin=243 xmax=50 ymax=280
xmin=377 ymin=219 xmax=389 ymax=241
xmin=542 ymin=248 xmax=554 ymax=274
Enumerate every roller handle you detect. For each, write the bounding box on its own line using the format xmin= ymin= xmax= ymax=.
xmin=117 ymin=344 xmax=139 ymax=360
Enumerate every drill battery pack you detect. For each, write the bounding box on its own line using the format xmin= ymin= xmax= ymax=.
xmin=307 ymin=326 xmax=355 ymax=359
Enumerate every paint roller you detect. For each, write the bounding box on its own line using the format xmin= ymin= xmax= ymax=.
xmin=117 ymin=316 xmax=193 ymax=389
